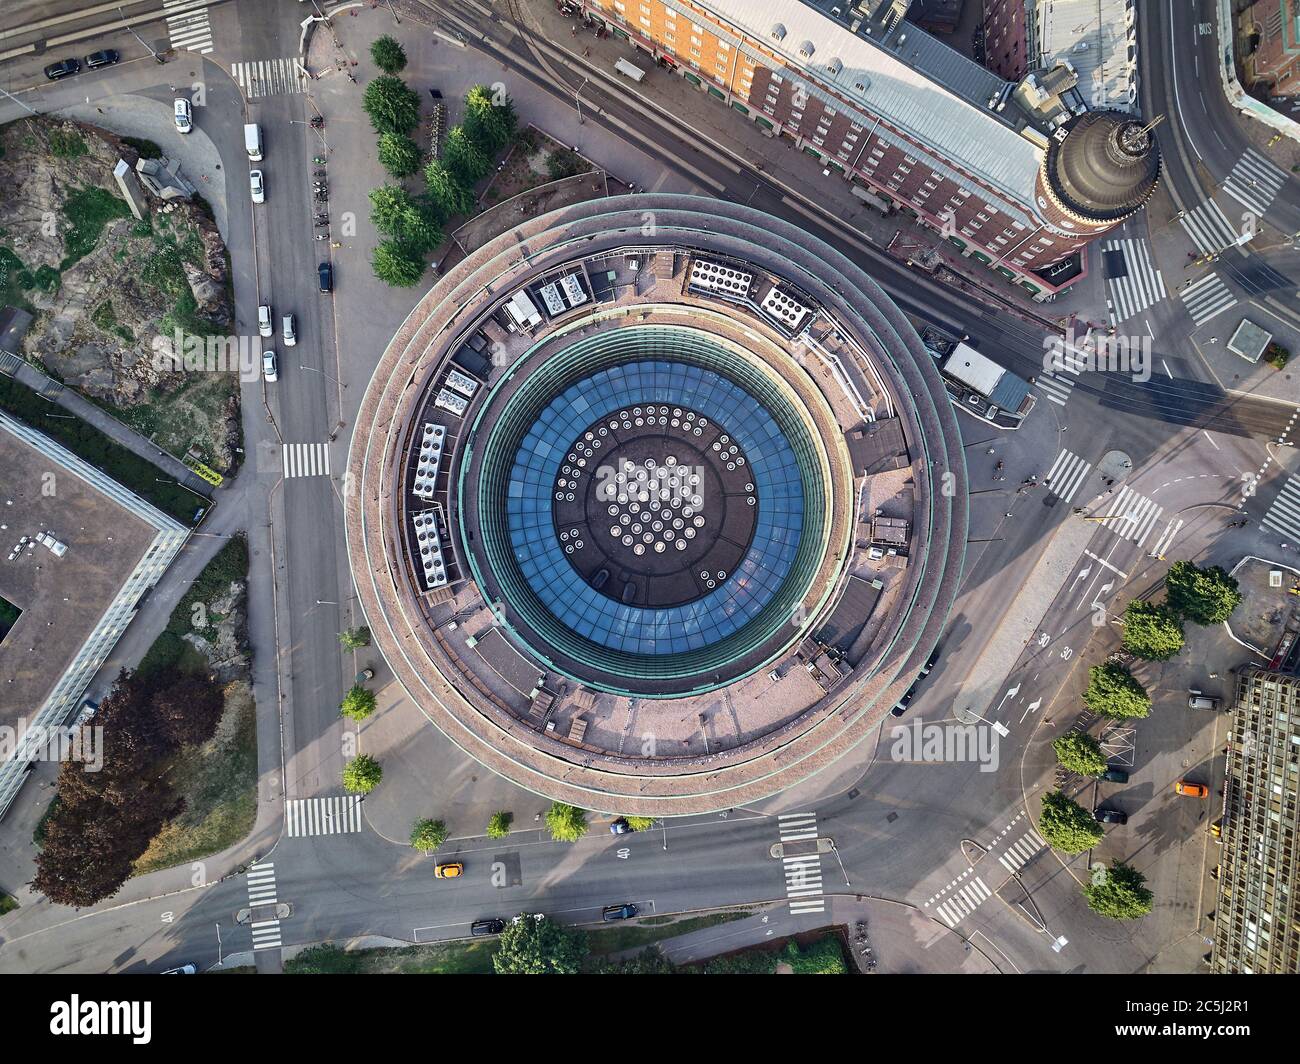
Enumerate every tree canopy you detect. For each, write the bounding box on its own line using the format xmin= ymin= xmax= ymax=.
xmin=492 ymin=916 xmax=588 ymax=974
xmin=1165 ymin=561 xmax=1243 ymax=625
xmin=1083 ymin=661 xmax=1151 ymax=720
xmin=377 ymin=131 xmax=423 ymax=178
xmin=371 ymin=239 xmax=427 ymax=287
xmin=362 ymin=75 xmax=421 ymax=135
xmin=424 ymin=160 xmax=475 ymax=219
xmin=340 ymin=684 xmax=377 ymax=721
xmin=487 ymin=810 xmax=512 ymax=838
xmin=1052 ymin=732 xmax=1108 ymax=777
xmin=1084 ymin=861 xmax=1154 ymax=919
xmin=545 ymin=802 xmax=588 ymax=842
xmin=463 ymin=84 xmax=517 ymax=154
xmin=370 ymin=35 xmax=408 ymax=74
xmin=410 ymin=818 xmax=447 ymax=853
xmin=343 ymin=754 xmax=383 ymax=794
xmin=1037 ymin=789 xmax=1104 ymax=854
xmin=1121 ymin=600 xmax=1185 ymax=661
xmin=443 ymin=125 xmax=491 ymax=186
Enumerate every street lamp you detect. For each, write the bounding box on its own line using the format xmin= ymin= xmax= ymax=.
xmin=298 ymin=363 xmax=345 ymax=388
xmin=574 ymin=77 xmax=590 ymax=125
xmin=117 ymin=6 xmax=166 ymax=63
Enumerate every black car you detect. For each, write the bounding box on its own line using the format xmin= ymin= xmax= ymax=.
xmin=318 ymin=261 xmax=333 ymax=293
xmin=43 ymin=58 xmax=80 ymax=81
xmin=85 ymin=50 xmax=120 ymax=69
xmin=1094 ymin=807 xmax=1128 ymax=825
xmin=1097 ymin=767 xmax=1129 ymax=784
xmin=919 ymin=645 xmax=941 ymax=677
xmin=609 ymin=817 xmax=631 ymax=835
xmin=890 ymin=687 xmax=915 ymax=717
xmin=470 ymin=918 xmax=505 ymax=937
xmin=601 ymin=903 xmax=639 ymax=922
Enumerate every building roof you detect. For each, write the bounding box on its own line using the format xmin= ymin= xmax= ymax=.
xmin=695 ymin=0 xmax=1043 ymax=204
xmin=1044 ymin=109 xmax=1160 ymax=221
xmin=1038 ymin=0 xmax=1138 ymax=114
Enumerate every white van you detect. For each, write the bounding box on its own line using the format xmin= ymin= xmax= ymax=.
xmin=614 ymin=57 xmax=646 ymax=83
xmin=243 ymin=122 xmax=263 ymax=162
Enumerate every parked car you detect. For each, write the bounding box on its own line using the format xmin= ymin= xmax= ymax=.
xmin=434 ymin=862 xmax=464 ymax=879
xmin=257 ymin=304 xmax=273 ymax=337
xmin=43 ymin=58 xmax=80 ymax=80
xmin=261 ymin=350 xmax=277 ymax=383
xmin=891 ymin=687 xmax=915 ymax=717
xmin=470 ymin=918 xmax=505 ymax=936
xmin=318 ymin=261 xmax=333 ymax=293
xmin=1187 ymin=693 xmax=1221 ymax=711
xmin=1094 ymin=807 xmax=1127 ymax=825
xmin=918 ymin=645 xmax=941 ymax=677
xmin=1210 ymin=818 xmax=1223 ymax=840
xmin=249 ymin=169 xmax=265 ymax=203
xmin=601 ymin=903 xmax=639 ymax=922
xmin=173 ymin=97 xmax=193 ymax=134
xmin=609 ymin=817 xmax=631 ymax=835
xmin=282 ymin=313 xmax=296 ymax=347
xmin=1175 ymin=780 xmax=1209 ymax=799
xmin=85 ymin=50 xmax=120 ymax=69
xmin=76 ymin=700 xmax=98 ymax=725
xmin=1098 ymin=767 xmax=1129 ymax=784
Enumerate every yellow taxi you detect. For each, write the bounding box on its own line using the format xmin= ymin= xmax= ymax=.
xmin=1174 ymin=780 xmax=1209 ymax=799
xmin=434 ymin=862 xmax=464 ymax=879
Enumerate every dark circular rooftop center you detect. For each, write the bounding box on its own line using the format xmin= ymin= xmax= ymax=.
xmin=552 ymin=407 xmax=758 ymax=608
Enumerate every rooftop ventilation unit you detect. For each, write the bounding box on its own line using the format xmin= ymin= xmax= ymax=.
xmin=760 ymin=287 xmax=812 ymax=330
xmin=445 ymin=368 xmax=479 ymax=398
xmin=435 ymin=388 xmax=468 ymax=417
xmin=798 ymin=40 xmax=816 ymax=59
xmin=412 ymin=422 xmax=446 ymax=500
xmin=770 ymin=22 xmax=787 ymax=41
xmin=688 ymin=258 xmax=752 ymax=297
xmin=411 ymin=509 xmax=448 ymax=589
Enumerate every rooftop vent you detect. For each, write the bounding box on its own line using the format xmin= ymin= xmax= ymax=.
xmin=827 ymin=56 xmax=843 ymax=75
xmin=798 ymin=39 xmax=815 ymax=59
xmin=770 ymin=22 xmax=787 ymax=41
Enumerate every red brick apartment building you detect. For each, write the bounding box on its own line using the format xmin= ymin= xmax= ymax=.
xmin=579 ymin=0 xmax=1160 ymax=299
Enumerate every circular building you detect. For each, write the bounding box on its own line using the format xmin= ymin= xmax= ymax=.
xmin=1039 ymin=109 xmax=1161 ymax=235
xmin=346 ymin=196 xmax=967 ymax=815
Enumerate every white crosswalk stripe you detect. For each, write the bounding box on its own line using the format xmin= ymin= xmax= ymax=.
xmin=1044 ymin=448 xmax=1093 ymax=504
xmin=1101 ymin=484 xmax=1163 ymax=546
xmin=1035 ymin=343 xmax=1088 ymax=407
xmin=1221 ymin=148 xmax=1288 ymax=216
xmin=246 ymin=862 xmax=282 ymax=950
xmin=934 ymin=876 xmax=991 ymax=928
xmin=1179 ymin=200 xmax=1238 ymax=257
xmin=778 ymin=813 xmax=824 ymax=914
xmin=286 ymin=795 xmax=364 ymax=837
xmin=1148 ymin=517 xmax=1184 ymax=559
xmin=1261 ymin=476 xmax=1300 ymax=543
xmin=164 ymin=0 xmax=215 ymax=54
xmin=995 ymin=830 xmax=1045 ymax=873
xmin=232 ymin=57 xmax=307 ymax=99
xmin=282 ymin=442 xmax=330 ymax=478
xmin=1103 ymin=238 xmax=1166 ymax=325
xmin=1179 ymin=272 xmax=1237 ymax=328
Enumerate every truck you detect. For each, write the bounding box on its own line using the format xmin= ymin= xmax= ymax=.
xmin=614 ymin=57 xmax=646 ymax=83
xmin=243 ymin=123 xmax=263 ymax=162
xmin=921 ymin=328 xmax=1035 ymax=429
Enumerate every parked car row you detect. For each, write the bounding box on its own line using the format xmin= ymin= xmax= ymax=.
xmin=44 ymin=51 xmax=120 ymax=79
xmin=891 ymin=645 xmax=941 ymax=717
xmin=257 ymin=305 xmax=300 ymax=383
xmin=1095 ymin=777 xmax=1211 ymax=827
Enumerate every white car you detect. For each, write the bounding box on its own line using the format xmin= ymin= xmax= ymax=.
xmin=257 ymin=304 xmax=272 ymax=337
xmin=173 ymin=97 xmax=192 ymax=134
xmin=282 ymin=313 xmax=296 ymax=347
xmin=249 ymin=169 xmax=265 ymax=204
xmin=262 ymin=350 xmax=277 ymax=382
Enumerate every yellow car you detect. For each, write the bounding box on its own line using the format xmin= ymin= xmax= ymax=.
xmin=434 ymin=862 xmax=464 ymax=879
xmin=1174 ymin=780 xmax=1209 ymax=799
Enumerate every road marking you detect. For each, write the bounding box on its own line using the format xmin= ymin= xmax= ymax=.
xmin=246 ymin=862 xmax=282 ymax=950
xmin=286 ymin=795 xmax=364 ymax=837
xmin=934 ymin=876 xmax=991 ymax=927
xmin=165 ymin=0 xmax=215 ymax=54
xmin=1044 ymin=448 xmax=1092 ymax=504
xmin=282 ymin=442 xmax=331 ymax=478
xmin=1202 ymin=430 xmax=1220 ymax=450
xmin=1179 ymin=199 xmax=1238 ymax=257
xmin=995 ymin=830 xmax=1045 ymax=873
xmin=232 ymin=57 xmax=307 ymax=99
xmin=1100 ymin=485 xmax=1163 ymax=546
xmin=1148 ymin=518 xmax=1183 ymax=558
xmin=1221 ymin=147 xmax=1287 ymax=216
xmin=1261 ymin=476 xmax=1300 ymax=542
xmin=777 ymin=813 xmax=824 ymax=914
xmin=1082 ymin=550 xmax=1128 ymax=578
xmin=1179 ymin=271 xmax=1237 ymax=327
xmin=1102 ymin=238 xmax=1166 ymax=325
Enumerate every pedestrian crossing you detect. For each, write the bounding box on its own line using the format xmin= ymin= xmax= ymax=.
xmin=246 ymin=862 xmax=282 ymax=951
xmin=1179 ymin=200 xmax=1237 ymax=258
xmin=930 ymin=873 xmax=992 ymax=928
xmin=286 ymin=795 xmax=364 ymax=837
xmin=1102 ymin=238 xmax=1166 ymax=325
xmin=777 ymin=812 xmax=825 ymax=915
xmin=232 ymin=57 xmax=307 ymax=99
xmin=165 ymin=0 xmax=215 ymax=55
xmin=1221 ymin=148 xmax=1288 ymax=216
xmin=1147 ymin=517 xmax=1183 ymax=559
xmin=995 ymin=829 xmax=1045 ymax=874
xmin=1261 ymin=476 xmax=1300 ymax=544
xmin=1044 ymin=448 xmax=1093 ymax=504
xmin=1179 ymin=272 xmax=1237 ymax=328
xmin=1099 ymin=484 xmax=1163 ymax=546
xmin=282 ymin=442 xmax=330 ymax=479
xmin=1036 ymin=344 xmax=1088 ymax=407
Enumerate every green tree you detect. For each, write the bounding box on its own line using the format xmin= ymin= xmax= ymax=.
xmin=1084 ymin=861 xmax=1154 ymax=919
xmin=338 ymin=626 xmax=371 ymax=650
xmin=424 ymin=160 xmax=475 ymax=219
xmin=487 ymin=810 xmax=512 ymax=838
xmin=340 ymin=684 xmax=377 ymax=721
xmin=372 ymin=239 xmax=426 ymax=287
xmin=410 ymin=817 xmax=447 ymax=853
xmin=362 ymin=74 xmax=421 ymax=135
xmin=377 ymin=131 xmax=423 ymax=178
xmin=545 ymin=802 xmax=588 ymax=842
xmin=369 ymin=186 xmax=442 ymax=252
xmin=443 ymin=125 xmax=490 ymax=186
xmin=463 ymin=84 xmax=518 ymax=154
xmin=492 ymin=915 xmax=588 ymax=974
xmin=1166 ymin=561 xmax=1243 ymax=625
xmin=370 ymin=35 xmax=408 ymax=74
xmin=343 ymin=753 xmax=383 ymax=794
xmin=624 ymin=816 xmax=655 ymax=831
xmin=1037 ymin=789 xmax=1104 ymax=854
xmin=1083 ymin=661 xmax=1151 ymax=720
xmin=1052 ymin=732 xmax=1107 ymax=777
xmin=1121 ymin=599 xmax=1185 ymax=661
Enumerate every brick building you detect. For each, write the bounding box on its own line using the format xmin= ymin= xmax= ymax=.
xmin=1242 ymin=0 xmax=1300 ymax=98
xmin=580 ymin=0 xmax=1159 ymax=299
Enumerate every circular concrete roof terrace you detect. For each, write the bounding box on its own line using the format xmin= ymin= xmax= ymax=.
xmin=346 ymin=196 xmax=967 ymax=815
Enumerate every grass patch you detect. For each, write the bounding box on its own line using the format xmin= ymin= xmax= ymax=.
xmin=122 ymin=136 xmax=163 ymax=159
xmin=132 ymin=685 xmax=258 ymax=876
xmin=60 ymin=186 xmax=131 ymax=270
xmin=0 ymin=594 xmax=19 ymax=641
xmin=0 ymin=245 xmax=37 ymax=313
xmin=585 ymin=911 xmax=750 ymax=960
xmin=0 ymin=892 xmax=17 ymax=916
xmin=48 ymin=129 xmax=88 ymax=158
xmin=287 ymin=941 xmax=498 ymax=975
xmin=33 ymin=794 xmax=62 ymax=849
xmin=684 ymin=931 xmax=849 ymax=975
xmin=0 ymin=374 xmax=207 ymax=524
xmin=90 ymin=299 xmax=134 ymax=343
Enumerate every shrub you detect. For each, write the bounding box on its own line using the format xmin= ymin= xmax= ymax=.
xmin=343 ymin=754 xmax=383 ymax=794
xmin=410 ymin=818 xmax=447 ymax=853
xmin=487 ymin=810 xmax=512 ymax=838
xmin=370 ymin=35 xmax=408 ymax=74
xmin=340 ymin=684 xmax=377 ymax=721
